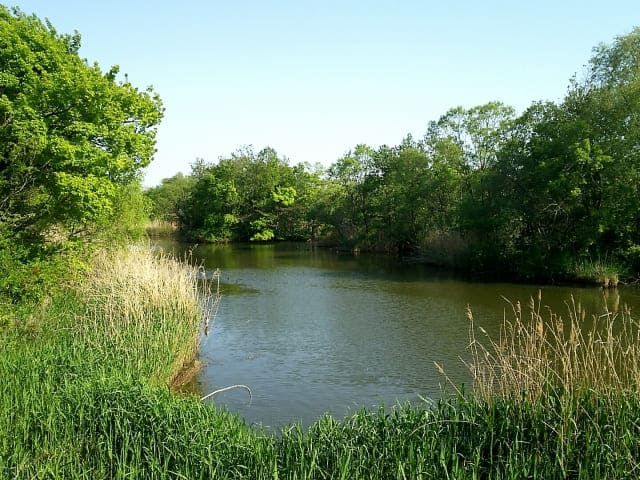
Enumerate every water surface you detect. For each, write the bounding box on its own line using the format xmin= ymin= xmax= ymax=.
xmin=158 ymin=240 xmax=640 ymax=427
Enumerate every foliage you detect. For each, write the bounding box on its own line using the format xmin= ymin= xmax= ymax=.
xmin=176 ymin=147 xmax=324 ymax=242
xmin=0 ymin=7 xmax=162 ymax=308
xmin=144 ymin=27 xmax=640 ymax=280
xmin=0 ymin=6 xmax=163 ymax=243
xmin=0 ymin=224 xmax=88 ymax=324
xmin=325 ymin=144 xmax=382 ymax=247
xmin=100 ymin=181 xmax=152 ymax=243
xmin=423 ymin=101 xmax=516 ymax=171
xmin=441 ymin=28 xmax=640 ymax=279
xmin=177 ymin=165 xmax=240 ymax=241
xmin=144 ymin=172 xmax=194 ymax=222
xmin=4 ymin=18 xmax=640 ymax=477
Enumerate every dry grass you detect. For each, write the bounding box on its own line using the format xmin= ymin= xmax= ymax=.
xmin=419 ymin=231 xmax=469 ymax=267
xmin=464 ymin=290 xmax=640 ymax=403
xmin=145 ymin=220 xmax=177 ymax=237
xmin=75 ymin=247 xmax=219 ymax=386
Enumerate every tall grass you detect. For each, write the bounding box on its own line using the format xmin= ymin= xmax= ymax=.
xmin=465 ymin=291 xmax=640 ymax=402
xmin=448 ymin=292 xmax=640 ymax=476
xmin=569 ymin=257 xmax=623 ymax=287
xmin=145 ymin=220 xmax=178 ymax=237
xmin=75 ymin=248 xmax=215 ymax=386
xmin=3 ymin=251 xmax=640 ymax=478
xmin=0 ymin=247 xmax=234 ymax=478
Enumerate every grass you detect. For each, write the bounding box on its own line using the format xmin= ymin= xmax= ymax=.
xmin=569 ymin=257 xmax=623 ymax=287
xmin=464 ymin=291 xmax=640 ymax=402
xmin=3 ymin=249 xmax=640 ymax=478
xmin=75 ymin=247 xmax=213 ymax=386
xmin=145 ymin=220 xmax=178 ymax=238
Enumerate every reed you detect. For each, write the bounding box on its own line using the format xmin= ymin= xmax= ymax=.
xmin=464 ymin=291 xmax=640 ymax=403
xmin=73 ymin=247 xmax=216 ymax=386
xmin=145 ymin=220 xmax=178 ymax=237
xmin=569 ymin=257 xmax=623 ymax=287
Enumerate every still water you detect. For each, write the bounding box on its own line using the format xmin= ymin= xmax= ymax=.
xmin=158 ymin=240 xmax=640 ymax=427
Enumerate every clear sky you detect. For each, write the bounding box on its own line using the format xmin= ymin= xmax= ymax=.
xmin=10 ymin=1 xmax=640 ymax=186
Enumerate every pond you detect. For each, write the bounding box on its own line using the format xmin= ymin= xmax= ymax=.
xmin=157 ymin=240 xmax=640 ymax=427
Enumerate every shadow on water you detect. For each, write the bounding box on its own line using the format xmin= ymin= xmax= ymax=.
xmin=218 ymin=282 xmax=260 ymax=296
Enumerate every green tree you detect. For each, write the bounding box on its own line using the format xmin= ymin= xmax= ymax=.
xmin=424 ymin=102 xmax=515 ymax=171
xmin=326 ymin=144 xmax=381 ymax=246
xmin=145 ymin=173 xmax=194 ymax=222
xmin=104 ymin=181 xmax=152 ymax=243
xmin=0 ymin=6 xmax=163 ymax=242
xmin=375 ymin=145 xmax=431 ymax=252
xmin=424 ymin=102 xmax=516 ymax=252
xmin=567 ymin=27 xmax=640 ymax=262
xmin=177 ymin=148 xmax=320 ymax=242
xmin=0 ymin=7 xmax=162 ymax=311
xmin=469 ymin=26 xmax=640 ymax=278
xmin=216 ymin=147 xmax=302 ymax=241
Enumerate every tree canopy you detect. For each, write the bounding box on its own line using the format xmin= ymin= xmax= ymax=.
xmin=0 ymin=6 xmax=163 ymax=308
xmin=0 ymin=6 xmax=163 ymax=242
xmin=174 ymin=147 xmax=321 ymax=243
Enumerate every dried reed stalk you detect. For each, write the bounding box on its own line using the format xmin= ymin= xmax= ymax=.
xmin=465 ymin=291 xmax=640 ymax=403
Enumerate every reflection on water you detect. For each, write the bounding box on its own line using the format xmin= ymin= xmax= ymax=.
xmin=156 ymin=240 xmax=640 ymax=427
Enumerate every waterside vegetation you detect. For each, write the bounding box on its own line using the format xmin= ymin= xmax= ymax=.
xmin=4 ymin=256 xmax=640 ymax=478
xmin=146 ymin=26 xmax=640 ymax=284
xmin=4 ymin=6 xmax=640 ymax=478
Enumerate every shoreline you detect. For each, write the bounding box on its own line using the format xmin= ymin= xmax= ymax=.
xmin=3 ymin=245 xmax=640 ymax=476
xmin=157 ymin=233 xmax=624 ymax=288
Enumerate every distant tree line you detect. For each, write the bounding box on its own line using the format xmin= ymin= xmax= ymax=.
xmin=147 ymin=27 xmax=640 ymax=281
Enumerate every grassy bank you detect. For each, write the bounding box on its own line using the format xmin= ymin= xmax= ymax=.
xmin=566 ymin=258 xmax=624 ymax=287
xmin=3 ymin=250 xmax=640 ymax=478
xmin=145 ymin=220 xmax=178 ymax=238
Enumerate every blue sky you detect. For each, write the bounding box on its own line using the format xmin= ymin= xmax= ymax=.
xmin=11 ymin=1 xmax=640 ymax=186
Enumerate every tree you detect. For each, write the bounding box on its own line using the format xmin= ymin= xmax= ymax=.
xmin=177 ymin=167 xmax=239 ymax=242
xmin=375 ymin=145 xmax=431 ymax=252
xmin=176 ymin=148 xmax=319 ymax=242
xmin=145 ymin=173 xmax=194 ymax=222
xmin=567 ymin=27 xmax=640 ymax=260
xmin=467 ymin=28 xmax=640 ymax=277
xmin=0 ymin=6 xmax=163 ymax=242
xmin=104 ymin=181 xmax=152 ymax=242
xmin=424 ymin=103 xmax=516 ymax=243
xmin=424 ymin=102 xmax=515 ymax=171
xmin=0 ymin=7 xmax=163 ymax=309
xmin=326 ymin=144 xmax=382 ymax=245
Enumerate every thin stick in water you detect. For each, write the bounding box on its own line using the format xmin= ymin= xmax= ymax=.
xmin=201 ymin=384 xmax=253 ymax=403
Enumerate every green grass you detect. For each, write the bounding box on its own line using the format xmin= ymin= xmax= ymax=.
xmin=3 ymin=249 xmax=640 ymax=478
xmin=75 ymin=248 xmax=211 ymax=386
xmin=568 ymin=257 xmax=624 ymax=287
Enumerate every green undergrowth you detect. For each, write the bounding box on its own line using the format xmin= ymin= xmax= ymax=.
xmin=3 ymin=250 xmax=640 ymax=478
xmin=568 ymin=257 xmax=624 ymax=287
xmin=4 ymin=344 xmax=640 ymax=479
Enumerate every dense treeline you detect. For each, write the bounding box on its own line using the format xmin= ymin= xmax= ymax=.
xmin=147 ymin=26 xmax=640 ymax=281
